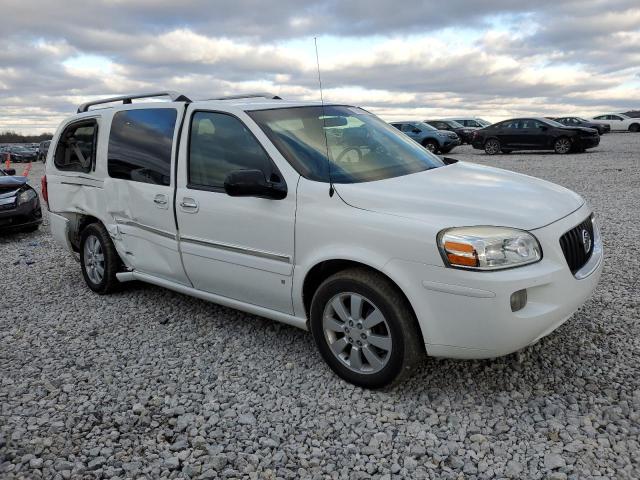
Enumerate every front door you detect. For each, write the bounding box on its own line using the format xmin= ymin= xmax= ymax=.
xmin=175 ymin=108 xmax=297 ymax=314
xmin=104 ymin=105 xmax=190 ymax=285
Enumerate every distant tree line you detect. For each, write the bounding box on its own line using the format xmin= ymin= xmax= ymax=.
xmin=0 ymin=131 xmax=53 ymax=143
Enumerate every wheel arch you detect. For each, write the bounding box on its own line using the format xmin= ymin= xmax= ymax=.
xmin=301 ymin=258 xmax=426 ymax=350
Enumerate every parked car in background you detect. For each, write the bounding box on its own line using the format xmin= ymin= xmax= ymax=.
xmin=472 ymin=118 xmax=600 ymax=155
xmin=38 ymin=140 xmax=51 ymax=162
xmin=553 ymin=117 xmax=610 ymax=135
xmin=45 ymin=91 xmax=602 ymax=388
xmin=390 ymin=121 xmax=460 ymax=153
xmin=5 ymin=145 xmax=37 ymax=163
xmin=442 ymin=116 xmax=492 ymax=129
xmin=424 ymin=119 xmax=476 ymax=144
xmin=0 ymin=167 xmax=42 ymax=233
xmin=623 ymin=110 xmax=640 ymax=118
xmin=588 ymin=113 xmax=640 ymax=132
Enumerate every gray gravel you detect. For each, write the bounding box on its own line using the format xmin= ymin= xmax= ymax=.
xmin=1 ymin=133 xmax=639 ymax=479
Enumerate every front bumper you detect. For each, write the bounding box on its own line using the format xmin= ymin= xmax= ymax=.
xmin=0 ymin=197 xmax=42 ymax=231
xmin=384 ymin=204 xmax=603 ymax=359
xmin=442 ymin=138 xmax=461 ymax=149
xmin=577 ymin=136 xmax=600 ymax=149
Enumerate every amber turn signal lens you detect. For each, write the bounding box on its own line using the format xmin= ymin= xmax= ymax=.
xmin=444 ymin=241 xmax=475 ymax=253
xmin=447 ymin=253 xmax=479 ymax=267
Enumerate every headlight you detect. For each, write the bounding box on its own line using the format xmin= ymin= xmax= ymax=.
xmin=17 ymin=188 xmax=37 ymax=205
xmin=438 ymin=226 xmax=542 ymax=270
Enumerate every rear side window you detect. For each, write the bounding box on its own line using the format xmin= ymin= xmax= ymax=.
xmin=188 ymin=111 xmax=275 ymax=190
xmin=54 ymin=120 xmax=97 ymax=173
xmin=108 ymin=108 xmax=177 ymax=185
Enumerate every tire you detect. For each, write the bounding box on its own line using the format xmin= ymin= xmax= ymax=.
xmin=554 ymin=137 xmax=572 ymax=154
xmin=79 ymin=222 xmax=121 ymax=294
xmin=422 ymin=139 xmax=439 ymax=153
xmin=484 ymin=138 xmax=500 ymax=155
xmin=629 ymin=123 xmax=640 ymax=133
xmin=309 ymin=268 xmax=423 ymax=389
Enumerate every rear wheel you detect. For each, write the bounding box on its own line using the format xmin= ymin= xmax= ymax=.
xmin=310 ymin=268 xmax=423 ymax=389
xmin=422 ymin=139 xmax=439 ymax=153
xmin=484 ymin=138 xmax=500 ymax=155
xmin=554 ymin=137 xmax=572 ymax=154
xmin=80 ymin=223 xmax=121 ymax=294
xmin=629 ymin=123 xmax=640 ymax=133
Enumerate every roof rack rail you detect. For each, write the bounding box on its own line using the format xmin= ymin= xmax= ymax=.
xmin=77 ymin=91 xmax=192 ymax=113
xmin=212 ymin=93 xmax=282 ymax=101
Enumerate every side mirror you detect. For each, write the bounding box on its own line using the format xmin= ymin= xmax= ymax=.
xmin=2 ymin=168 xmax=16 ymax=176
xmin=224 ymin=169 xmax=287 ymax=200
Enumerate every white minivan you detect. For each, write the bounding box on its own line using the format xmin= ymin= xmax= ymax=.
xmin=44 ymin=92 xmax=603 ymax=388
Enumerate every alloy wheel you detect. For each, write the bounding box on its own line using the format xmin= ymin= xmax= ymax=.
xmin=485 ymin=139 xmax=500 ymax=155
xmin=322 ymin=293 xmax=392 ymax=374
xmin=555 ymin=138 xmax=572 ymax=154
xmin=83 ymin=234 xmax=105 ymax=285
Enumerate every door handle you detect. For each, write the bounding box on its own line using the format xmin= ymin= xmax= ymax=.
xmin=180 ymin=198 xmax=199 ymax=212
xmin=153 ymin=194 xmax=169 ymax=209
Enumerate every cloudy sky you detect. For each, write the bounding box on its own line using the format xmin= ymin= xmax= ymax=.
xmin=1 ymin=0 xmax=639 ymax=134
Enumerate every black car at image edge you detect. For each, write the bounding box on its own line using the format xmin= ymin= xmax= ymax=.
xmin=0 ymin=168 xmax=42 ymax=233
xmin=472 ymin=117 xmax=600 ymax=155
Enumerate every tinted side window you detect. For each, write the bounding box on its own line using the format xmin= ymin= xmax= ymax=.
xmin=611 ymin=115 xmax=622 ymax=120
xmin=54 ymin=120 xmax=97 ymax=173
xmin=108 ymin=108 xmax=177 ymax=185
xmin=401 ymin=124 xmax=414 ymax=133
xmin=391 ymin=124 xmax=402 ymax=131
xmin=189 ymin=112 xmax=274 ymax=189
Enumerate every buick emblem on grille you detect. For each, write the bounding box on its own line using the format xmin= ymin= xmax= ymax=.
xmin=581 ymin=229 xmax=592 ymax=254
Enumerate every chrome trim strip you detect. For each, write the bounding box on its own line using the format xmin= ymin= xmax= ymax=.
xmin=422 ymin=280 xmax=496 ymax=298
xmin=60 ymin=181 xmax=100 ymax=188
xmin=575 ymin=220 xmax=603 ymax=280
xmin=116 ymin=219 xmax=176 ymax=240
xmin=180 ymin=235 xmax=291 ymax=263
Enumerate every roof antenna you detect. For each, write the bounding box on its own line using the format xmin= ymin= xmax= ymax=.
xmin=314 ymin=37 xmax=334 ymax=197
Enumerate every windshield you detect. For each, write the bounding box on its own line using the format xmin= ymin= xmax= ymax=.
xmin=477 ymin=118 xmax=492 ymax=127
xmin=414 ymin=121 xmax=437 ymax=131
xmin=447 ymin=120 xmax=464 ymax=128
xmin=577 ymin=117 xmax=590 ymax=122
xmin=248 ymin=106 xmax=444 ymax=184
xmin=543 ymin=118 xmax=565 ymax=128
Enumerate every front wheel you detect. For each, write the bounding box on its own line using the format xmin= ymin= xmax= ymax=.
xmin=80 ymin=223 xmax=122 ymax=294
xmin=310 ymin=268 xmax=423 ymax=389
xmin=422 ymin=139 xmax=439 ymax=153
xmin=554 ymin=137 xmax=572 ymax=154
xmin=484 ymin=138 xmax=500 ymax=155
xmin=629 ymin=123 xmax=640 ymax=133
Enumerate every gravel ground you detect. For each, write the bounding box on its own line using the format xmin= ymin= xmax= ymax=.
xmin=1 ymin=133 xmax=639 ymax=480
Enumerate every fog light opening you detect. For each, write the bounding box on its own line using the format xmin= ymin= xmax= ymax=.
xmin=510 ymin=289 xmax=527 ymax=312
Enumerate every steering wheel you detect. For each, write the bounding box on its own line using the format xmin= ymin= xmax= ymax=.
xmin=336 ymin=146 xmax=363 ymax=163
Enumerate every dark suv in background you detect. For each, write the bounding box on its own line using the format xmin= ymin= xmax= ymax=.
xmin=390 ymin=121 xmax=461 ymax=153
xmin=472 ymin=118 xmax=600 ymax=155
xmin=553 ymin=117 xmax=610 ymax=135
xmin=424 ymin=119 xmax=477 ymax=144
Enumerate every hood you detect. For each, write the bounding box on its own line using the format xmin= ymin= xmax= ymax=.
xmin=335 ymin=162 xmax=584 ymax=231
xmin=0 ymin=175 xmax=27 ymax=188
xmin=560 ymin=125 xmax=597 ymax=134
